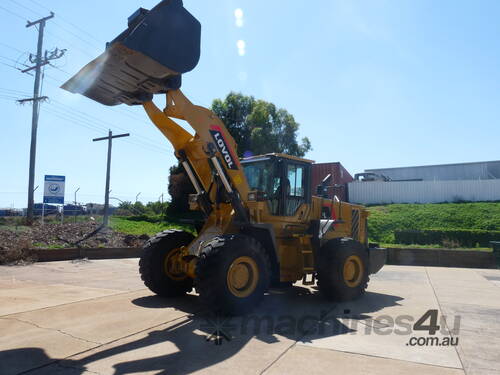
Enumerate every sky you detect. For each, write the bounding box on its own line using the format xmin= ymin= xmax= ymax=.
xmin=0 ymin=0 xmax=499 ymax=208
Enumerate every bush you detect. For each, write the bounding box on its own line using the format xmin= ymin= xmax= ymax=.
xmin=395 ymin=228 xmax=500 ymax=248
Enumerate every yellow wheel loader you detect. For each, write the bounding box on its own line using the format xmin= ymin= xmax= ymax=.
xmin=63 ymin=0 xmax=386 ymax=315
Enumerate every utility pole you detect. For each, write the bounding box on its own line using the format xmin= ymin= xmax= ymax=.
xmin=93 ymin=131 xmax=130 ymax=226
xmin=74 ymin=187 xmax=80 ymax=223
xmin=74 ymin=187 xmax=80 ymax=205
xmin=22 ymin=12 xmax=66 ymax=224
xmin=136 ymin=192 xmax=141 ymax=203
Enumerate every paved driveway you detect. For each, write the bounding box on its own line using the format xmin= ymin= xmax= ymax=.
xmin=1 ymin=260 xmax=499 ymax=374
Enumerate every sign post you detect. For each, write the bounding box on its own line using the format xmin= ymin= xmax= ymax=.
xmin=43 ymin=175 xmax=65 ymax=224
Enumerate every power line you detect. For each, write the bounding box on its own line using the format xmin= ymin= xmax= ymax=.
xmin=0 ymin=94 xmax=20 ymax=101
xmin=1 ymin=60 xmax=190 ymax=154
xmin=42 ymin=106 xmax=168 ymax=156
xmin=0 ymin=61 xmax=18 ymax=70
xmin=2 ymin=62 xmax=174 ymax=152
xmin=0 ymin=88 xmax=31 ymax=97
xmin=0 ymin=4 xmax=26 ymax=21
xmin=0 ymin=86 xmax=167 ymax=156
xmin=0 ymin=54 xmax=31 ymax=70
xmin=0 ymin=55 xmax=21 ymax=64
xmin=45 ymin=29 xmax=96 ymax=59
xmin=48 ymin=62 xmax=71 ymax=76
xmin=49 ymin=99 xmax=168 ymax=150
xmin=27 ymin=0 xmax=104 ymax=45
xmin=6 ymin=0 xmax=41 ymax=17
xmin=0 ymin=41 xmax=25 ymax=54
xmin=29 ymin=70 xmax=174 ymax=149
xmin=0 ymin=10 xmax=179 ymax=156
xmin=24 ymin=55 xmax=171 ymax=131
xmin=7 ymin=0 xmax=102 ymax=52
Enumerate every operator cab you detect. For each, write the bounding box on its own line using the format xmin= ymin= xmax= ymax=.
xmin=241 ymin=153 xmax=313 ymax=216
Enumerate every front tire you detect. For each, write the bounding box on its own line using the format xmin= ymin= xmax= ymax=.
xmin=139 ymin=229 xmax=194 ymax=297
xmin=317 ymin=238 xmax=369 ymax=301
xmin=195 ymin=234 xmax=270 ymax=315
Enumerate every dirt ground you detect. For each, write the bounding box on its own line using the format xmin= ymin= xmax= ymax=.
xmin=0 ymin=222 xmax=148 ymax=264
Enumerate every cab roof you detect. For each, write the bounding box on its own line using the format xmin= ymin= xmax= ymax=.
xmin=241 ymin=153 xmax=314 ymax=164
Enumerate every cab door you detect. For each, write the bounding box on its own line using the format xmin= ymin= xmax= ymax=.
xmin=280 ymin=160 xmax=311 ymax=217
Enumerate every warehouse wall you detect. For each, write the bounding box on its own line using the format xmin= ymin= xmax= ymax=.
xmin=348 ymin=179 xmax=500 ymax=205
xmin=366 ymin=160 xmax=500 ymax=181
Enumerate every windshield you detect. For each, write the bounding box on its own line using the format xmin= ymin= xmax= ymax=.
xmin=242 ymin=159 xmax=280 ymax=199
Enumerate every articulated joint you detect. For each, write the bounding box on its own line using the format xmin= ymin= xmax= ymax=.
xmin=166 ymin=247 xmax=198 ymax=280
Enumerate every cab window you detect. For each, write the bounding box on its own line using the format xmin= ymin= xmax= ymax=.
xmin=284 ymin=163 xmax=307 ymax=216
xmin=288 ymin=164 xmax=304 ymax=197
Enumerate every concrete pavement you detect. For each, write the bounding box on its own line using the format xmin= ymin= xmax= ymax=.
xmin=0 ymin=259 xmax=499 ymax=375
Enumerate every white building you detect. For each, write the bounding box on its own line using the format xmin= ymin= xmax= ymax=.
xmin=349 ymin=160 xmax=500 ymax=205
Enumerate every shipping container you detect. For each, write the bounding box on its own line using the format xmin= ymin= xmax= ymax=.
xmin=311 ymin=162 xmax=353 ymax=201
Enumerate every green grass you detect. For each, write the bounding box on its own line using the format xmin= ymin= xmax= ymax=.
xmin=109 ymin=216 xmax=194 ymax=236
xmin=368 ymin=202 xmax=500 ymax=244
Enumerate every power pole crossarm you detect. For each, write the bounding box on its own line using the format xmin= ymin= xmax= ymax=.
xmin=93 ymin=131 xmax=130 ymax=226
xmin=26 ymin=13 xmax=54 ymax=28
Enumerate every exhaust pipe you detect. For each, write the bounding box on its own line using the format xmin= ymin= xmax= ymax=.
xmin=61 ymin=0 xmax=200 ymax=106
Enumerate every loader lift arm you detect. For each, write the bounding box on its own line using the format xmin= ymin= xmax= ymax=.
xmin=144 ymin=89 xmax=250 ymax=225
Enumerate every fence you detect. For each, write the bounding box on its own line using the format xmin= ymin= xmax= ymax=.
xmin=348 ymin=179 xmax=500 ymax=205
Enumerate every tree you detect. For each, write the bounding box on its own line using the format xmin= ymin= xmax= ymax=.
xmin=168 ymin=92 xmax=312 ymax=213
xmin=167 ymin=164 xmax=194 ymax=214
xmin=211 ymin=92 xmax=311 ymax=157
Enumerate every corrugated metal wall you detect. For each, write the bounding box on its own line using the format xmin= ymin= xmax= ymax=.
xmin=348 ymin=179 xmax=500 ymax=205
xmin=366 ymin=160 xmax=500 ymax=181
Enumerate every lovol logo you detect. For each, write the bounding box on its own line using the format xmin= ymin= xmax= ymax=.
xmin=209 ymin=125 xmax=238 ymax=170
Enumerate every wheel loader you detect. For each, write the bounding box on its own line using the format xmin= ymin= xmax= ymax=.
xmin=62 ymin=0 xmax=386 ymax=315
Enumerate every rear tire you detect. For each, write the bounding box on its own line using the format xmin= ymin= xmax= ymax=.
xmin=139 ymin=229 xmax=194 ymax=297
xmin=195 ymin=234 xmax=270 ymax=315
xmin=317 ymin=238 xmax=369 ymax=301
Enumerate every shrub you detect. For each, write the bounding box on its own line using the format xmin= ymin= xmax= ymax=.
xmin=395 ymin=228 xmax=500 ymax=248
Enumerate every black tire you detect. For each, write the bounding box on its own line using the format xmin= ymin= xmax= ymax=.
xmin=317 ymin=238 xmax=369 ymax=301
xmin=195 ymin=234 xmax=271 ymax=315
xmin=139 ymin=229 xmax=195 ymax=297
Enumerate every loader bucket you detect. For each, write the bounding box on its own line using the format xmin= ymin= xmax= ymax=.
xmin=61 ymin=0 xmax=200 ymax=106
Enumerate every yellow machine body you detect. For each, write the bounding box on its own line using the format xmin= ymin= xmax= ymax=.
xmin=62 ymin=0 xmax=385 ymax=313
xmin=143 ymin=90 xmax=370 ymax=283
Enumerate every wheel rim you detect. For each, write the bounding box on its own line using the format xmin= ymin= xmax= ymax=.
xmin=226 ymin=256 xmax=259 ymax=298
xmin=164 ymin=248 xmax=187 ymax=281
xmin=343 ymin=255 xmax=364 ymax=287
